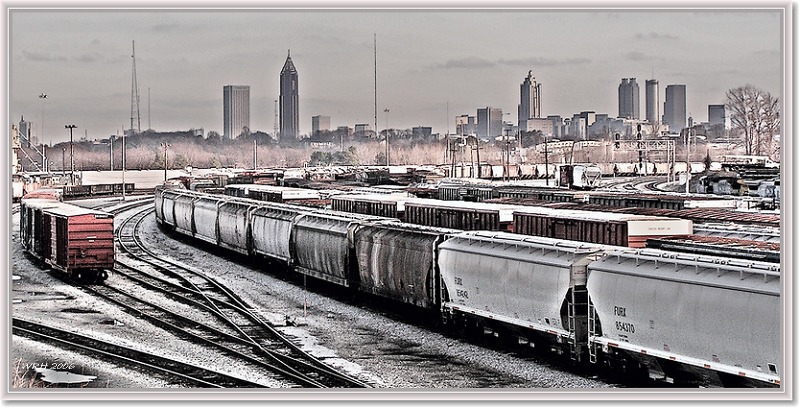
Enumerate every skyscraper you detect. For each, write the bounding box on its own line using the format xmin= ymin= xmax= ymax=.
xmin=618 ymin=78 xmax=640 ymax=119
xmin=279 ymin=50 xmax=299 ymax=143
xmin=312 ymin=115 xmax=330 ymax=136
xmin=708 ymin=104 xmax=726 ymax=127
xmin=477 ymin=107 xmax=503 ymax=139
xmin=518 ymin=70 xmax=542 ymax=129
xmin=223 ymin=85 xmax=250 ymax=140
xmin=664 ymin=84 xmax=687 ymax=132
xmin=645 ymin=79 xmax=659 ymax=124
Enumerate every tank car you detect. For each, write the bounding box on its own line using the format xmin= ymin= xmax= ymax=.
xmin=586 ymin=248 xmax=781 ymax=387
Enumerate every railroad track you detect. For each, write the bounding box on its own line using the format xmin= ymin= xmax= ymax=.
xmin=11 ymin=318 xmax=265 ymax=388
xmin=107 ymin=205 xmax=371 ymax=388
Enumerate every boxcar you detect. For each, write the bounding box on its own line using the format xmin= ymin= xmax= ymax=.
xmin=438 ymin=231 xmax=608 ymax=360
xmin=586 ymin=249 xmax=781 ymax=386
xmin=513 ymin=208 xmax=693 ymax=248
xmin=39 ymin=203 xmax=114 ymax=282
xmin=20 ymin=199 xmax=64 ymax=258
xmin=353 ymin=221 xmax=457 ymax=309
xmin=330 ymin=194 xmax=410 ymax=220
xmin=404 ymin=200 xmax=524 ymax=232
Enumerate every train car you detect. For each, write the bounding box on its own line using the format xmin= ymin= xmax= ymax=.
xmin=22 ymin=188 xmax=64 ymax=202
xmin=645 ymin=235 xmax=780 ymax=264
xmin=290 ymin=212 xmax=394 ymax=287
xmin=438 ymin=231 xmax=608 ymax=360
xmin=42 ymin=204 xmax=114 ymax=282
xmin=330 ymin=194 xmax=412 ymax=220
xmin=21 ymin=198 xmax=114 ymax=283
xmin=250 ymin=204 xmax=309 ymax=264
xmin=20 ymin=198 xmax=64 ymax=258
xmin=557 ymin=164 xmax=602 ymax=190
xmin=248 ymin=185 xmax=321 ymax=203
xmin=587 ymin=249 xmax=781 ymax=387
xmin=216 ymin=198 xmax=259 ymax=255
xmin=191 ymin=194 xmax=225 ymax=245
xmin=404 ymin=200 xmax=525 ymax=232
xmin=353 ymin=221 xmax=457 ymax=309
xmin=513 ymin=208 xmax=692 ymax=248
xmin=154 ymin=186 xmax=192 ymax=227
xmin=693 ymin=223 xmax=780 ymax=243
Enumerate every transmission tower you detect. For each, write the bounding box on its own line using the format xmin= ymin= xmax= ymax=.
xmin=130 ymin=40 xmax=141 ymax=134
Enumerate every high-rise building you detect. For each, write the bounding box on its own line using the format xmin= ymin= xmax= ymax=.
xmin=312 ymin=115 xmax=330 ymax=135
xmin=618 ymin=78 xmax=640 ymax=119
xmin=645 ymin=79 xmax=659 ymax=124
xmin=708 ymin=104 xmax=726 ymax=128
xmin=279 ymin=50 xmax=299 ymax=143
xmin=455 ymin=114 xmax=477 ymax=136
xmin=223 ymin=85 xmax=250 ymax=140
xmin=664 ymin=84 xmax=687 ymax=132
xmin=518 ymin=70 xmax=542 ymax=129
xmin=18 ymin=116 xmax=33 ymax=147
xmin=477 ymin=107 xmax=503 ymax=139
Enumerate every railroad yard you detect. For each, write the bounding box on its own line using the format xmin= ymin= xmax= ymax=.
xmin=11 ymin=197 xmax=612 ymax=390
xmin=9 ymin=172 xmax=783 ymax=392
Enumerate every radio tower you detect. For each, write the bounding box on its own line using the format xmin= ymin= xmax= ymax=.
xmin=130 ymin=40 xmax=141 ymax=135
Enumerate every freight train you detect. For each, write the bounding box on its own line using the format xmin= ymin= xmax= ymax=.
xmin=19 ymin=195 xmax=115 ymax=283
xmin=153 ymin=186 xmax=781 ymax=388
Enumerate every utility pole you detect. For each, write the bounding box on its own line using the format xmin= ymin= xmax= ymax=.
xmin=39 ymin=93 xmax=47 ymax=171
xmin=122 ymin=129 xmax=126 ymax=201
xmin=161 ymin=142 xmax=170 ymax=182
xmin=65 ymin=124 xmax=76 ymax=185
xmin=685 ymin=128 xmax=691 ymax=193
xmin=384 ymin=108 xmax=390 ymax=166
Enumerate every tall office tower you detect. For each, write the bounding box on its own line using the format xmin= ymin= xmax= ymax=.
xmin=477 ymin=107 xmax=503 ymax=139
xmin=664 ymin=84 xmax=687 ymax=132
xmin=518 ymin=70 xmax=542 ymax=128
xmin=312 ymin=115 xmax=330 ymax=135
xmin=708 ymin=104 xmax=726 ymax=127
xmin=645 ymin=79 xmax=659 ymax=124
xmin=618 ymin=78 xmax=640 ymax=119
xmin=279 ymin=50 xmax=299 ymax=143
xmin=223 ymin=85 xmax=250 ymax=140
xmin=18 ymin=116 xmax=33 ymax=147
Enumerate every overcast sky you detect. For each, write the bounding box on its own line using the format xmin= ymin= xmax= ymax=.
xmin=8 ymin=6 xmax=784 ymax=144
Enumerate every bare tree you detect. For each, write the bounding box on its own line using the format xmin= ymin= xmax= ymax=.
xmin=725 ymin=85 xmax=781 ymax=157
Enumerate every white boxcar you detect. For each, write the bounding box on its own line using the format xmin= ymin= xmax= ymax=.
xmin=250 ymin=205 xmax=307 ymax=263
xmin=192 ymin=196 xmax=222 ymax=245
xmin=217 ymin=199 xmax=257 ymax=255
xmin=438 ymin=231 xmax=607 ymax=357
xmin=587 ymin=249 xmax=781 ymax=386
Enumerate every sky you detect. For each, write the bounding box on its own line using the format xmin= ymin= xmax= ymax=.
xmin=7 ymin=5 xmax=785 ymax=145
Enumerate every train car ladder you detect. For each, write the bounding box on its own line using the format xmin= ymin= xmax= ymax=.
xmin=588 ymin=302 xmax=597 ymax=364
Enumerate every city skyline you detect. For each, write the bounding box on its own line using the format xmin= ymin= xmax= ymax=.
xmin=8 ymin=7 xmax=784 ymax=144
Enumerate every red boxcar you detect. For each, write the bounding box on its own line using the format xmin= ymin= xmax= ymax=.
xmin=20 ymin=199 xmax=115 ymax=283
